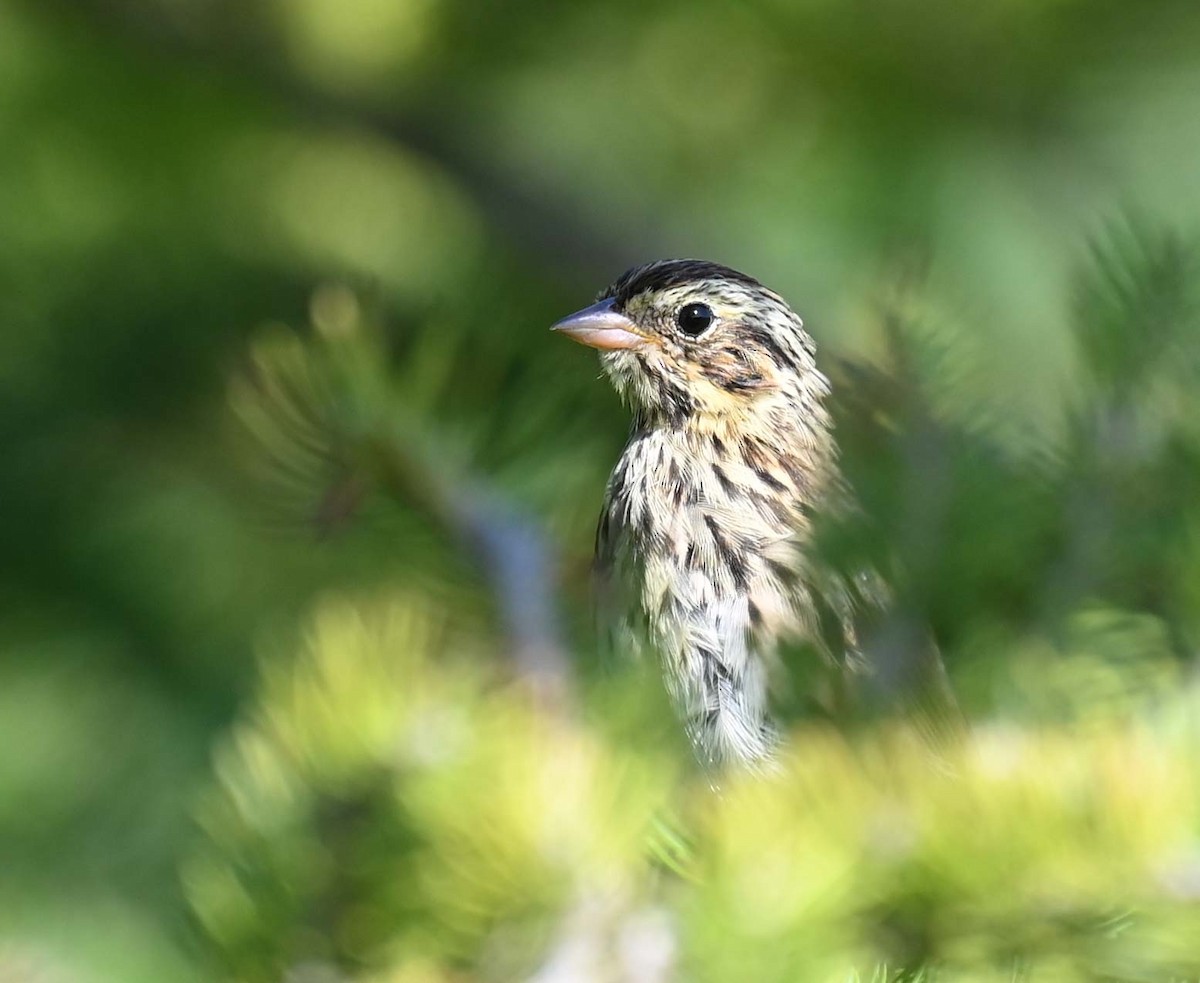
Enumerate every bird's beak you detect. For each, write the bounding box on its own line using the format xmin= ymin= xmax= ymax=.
xmin=550 ymin=297 xmax=645 ymax=351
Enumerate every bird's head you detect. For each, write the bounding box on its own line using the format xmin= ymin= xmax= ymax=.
xmin=552 ymin=260 xmax=827 ymax=431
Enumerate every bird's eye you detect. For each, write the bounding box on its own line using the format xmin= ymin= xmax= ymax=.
xmin=676 ymin=302 xmax=715 ymax=337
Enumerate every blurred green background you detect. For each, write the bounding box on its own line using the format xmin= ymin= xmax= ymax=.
xmin=5 ymin=0 xmax=1200 ymax=979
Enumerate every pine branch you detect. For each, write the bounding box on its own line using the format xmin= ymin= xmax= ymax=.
xmin=233 ymin=322 xmax=574 ymax=697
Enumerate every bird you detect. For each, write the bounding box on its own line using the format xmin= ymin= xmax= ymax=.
xmin=551 ymin=259 xmax=870 ymax=768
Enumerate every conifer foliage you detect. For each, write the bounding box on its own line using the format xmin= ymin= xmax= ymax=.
xmin=5 ymin=2 xmax=1200 ymax=980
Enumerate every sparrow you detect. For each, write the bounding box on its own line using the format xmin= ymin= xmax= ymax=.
xmin=552 ymin=259 xmax=859 ymax=767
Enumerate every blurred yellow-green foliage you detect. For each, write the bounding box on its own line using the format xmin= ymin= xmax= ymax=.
xmin=6 ymin=0 xmax=1200 ymax=979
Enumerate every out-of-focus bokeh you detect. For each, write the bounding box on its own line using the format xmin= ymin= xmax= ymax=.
xmin=5 ymin=0 xmax=1200 ymax=979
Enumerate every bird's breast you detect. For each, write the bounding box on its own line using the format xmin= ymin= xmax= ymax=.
xmin=602 ymin=429 xmax=811 ymax=653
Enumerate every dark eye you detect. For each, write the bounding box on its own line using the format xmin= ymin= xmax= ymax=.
xmin=676 ymin=302 xmax=715 ymax=337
